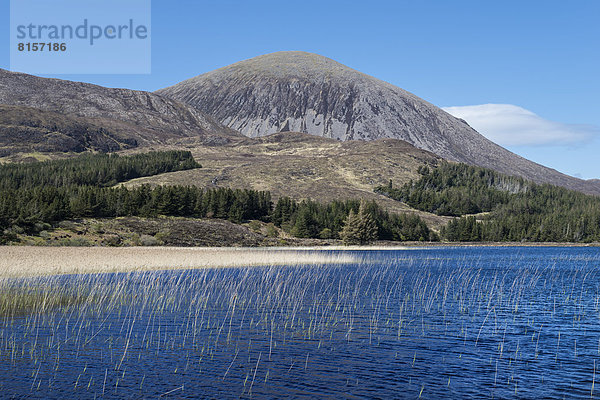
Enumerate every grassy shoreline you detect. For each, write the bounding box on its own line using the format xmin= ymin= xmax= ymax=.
xmin=1 ymin=242 xmax=597 ymax=278
xmin=9 ymin=216 xmax=600 ymax=249
xmin=0 ymin=246 xmax=358 ymax=278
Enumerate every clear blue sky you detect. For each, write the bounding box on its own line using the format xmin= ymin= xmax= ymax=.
xmin=1 ymin=0 xmax=599 ymax=178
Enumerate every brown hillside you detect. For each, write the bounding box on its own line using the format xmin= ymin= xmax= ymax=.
xmin=122 ymin=132 xmax=450 ymax=229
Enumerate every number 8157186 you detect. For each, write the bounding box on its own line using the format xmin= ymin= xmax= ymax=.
xmin=18 ymin=43 xmax=67 ymax=51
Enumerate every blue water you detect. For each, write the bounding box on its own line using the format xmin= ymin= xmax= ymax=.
xmin=1 ymin=246 xmax=600 ymax=399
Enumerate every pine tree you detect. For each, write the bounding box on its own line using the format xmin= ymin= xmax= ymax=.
xmin=291 ymin=208 xmax=316 ymax=238
xmin=340 ymin=210 xmax=361 ymax=245
xmin=340 ymin=202 xmax=378 ymax=245
xmin=357 ymin=202 xmax=378 ymax=244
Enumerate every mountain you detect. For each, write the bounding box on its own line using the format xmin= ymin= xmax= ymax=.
xmin=0 ymin=104 xmax=139 ymax=157
xmin=0 ymin=69 xmax=240 ymax=153
xmin=157 ymin=51 xmax=600 ymax=195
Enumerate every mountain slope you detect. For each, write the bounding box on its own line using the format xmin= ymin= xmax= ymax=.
xmin=0 ymin=69 xmax=240 ymax=149
xmin=0 ymin=104 xmax=138 ymax=156
xmin=157 ymin=51 xmax=600 ymax=195
xmin=121 ymin=131 xmax=450 ymax=229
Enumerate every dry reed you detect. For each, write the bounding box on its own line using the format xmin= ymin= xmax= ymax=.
xmin=0 ymin=246 xmax=357 ymax=278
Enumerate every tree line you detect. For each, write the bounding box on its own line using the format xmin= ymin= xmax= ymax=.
xmin=377 ymin=162 xmax=600 ymax=242
xmin=0 ymin=184 xmax=435 ymax=243
xmin=376 ymin=163 xmax=528 ymax=217
xmin=271 ymin=197 xmax=435 ymax=242
xmin=0 ymin=151 xmax=435 ymax=244
xmin=0 ymin=185 xmax=272 ymax=234
xmin=0 ymin=150 xmax=200 ymax=190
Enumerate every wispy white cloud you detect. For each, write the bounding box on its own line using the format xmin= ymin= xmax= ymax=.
xmin=443 ymin=104 xmax=600 ymax=146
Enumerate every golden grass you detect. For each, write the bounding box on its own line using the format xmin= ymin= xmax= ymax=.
xmin=0 ymin=246 xmax=358 ymax=278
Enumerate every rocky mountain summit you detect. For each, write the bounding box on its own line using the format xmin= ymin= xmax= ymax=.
xmin=158 ymin=51 xmax=600 ymax=195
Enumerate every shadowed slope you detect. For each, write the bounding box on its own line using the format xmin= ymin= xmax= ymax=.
xmin=0 ymin=69 xmax=241 ymax=150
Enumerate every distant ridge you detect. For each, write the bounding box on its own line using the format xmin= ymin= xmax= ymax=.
xmin=157 ymin=51 xmax=600 ymax=195
xmin=0 ymin=68 xmax=240 ymax=149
